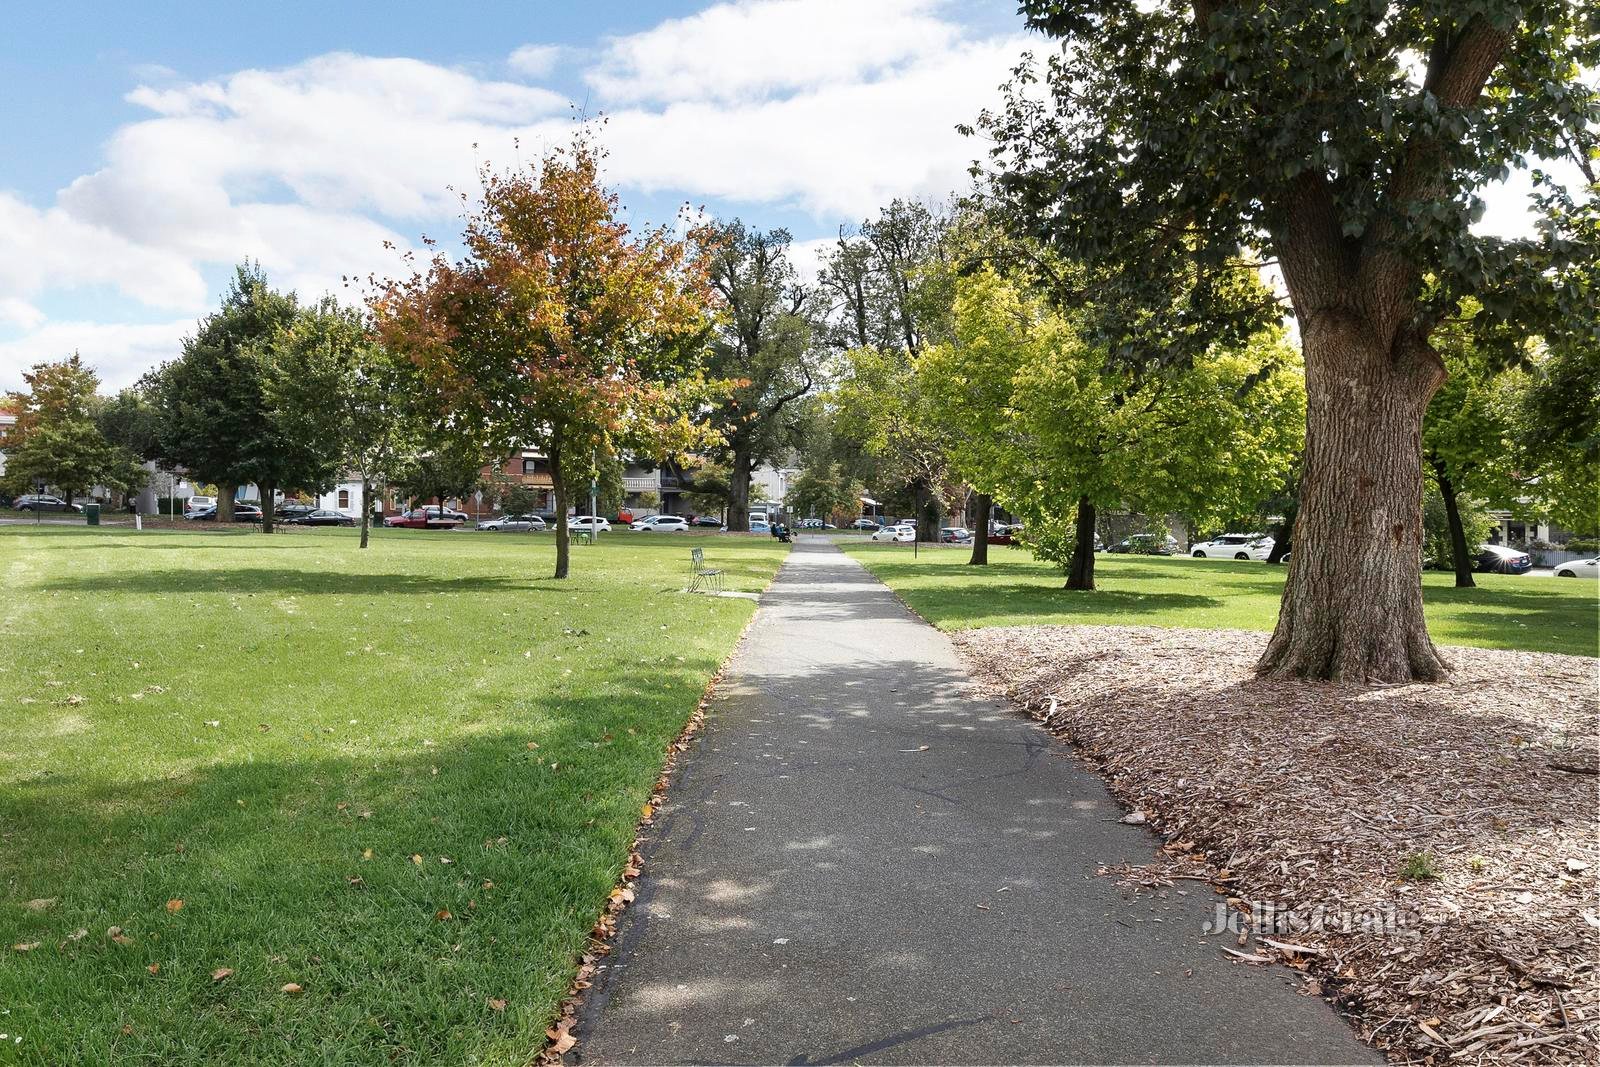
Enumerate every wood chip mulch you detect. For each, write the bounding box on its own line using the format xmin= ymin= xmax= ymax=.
xmin=954 ymin=624 xmax=1600 ymax=1066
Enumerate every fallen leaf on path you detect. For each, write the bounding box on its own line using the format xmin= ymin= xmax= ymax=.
xmin=546 ymin=1024 xmax=576 ymax=1054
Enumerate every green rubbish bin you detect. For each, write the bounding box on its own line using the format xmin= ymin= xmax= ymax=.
xmin=84 ymin=503 xmax=100 ymax=526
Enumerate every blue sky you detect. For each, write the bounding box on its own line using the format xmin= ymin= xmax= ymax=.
xmin=0 ymin=0 xmax=1030 ymax=390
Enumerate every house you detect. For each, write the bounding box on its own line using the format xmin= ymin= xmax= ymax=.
xmin=0 ymin=409 xmax=16 ymax=479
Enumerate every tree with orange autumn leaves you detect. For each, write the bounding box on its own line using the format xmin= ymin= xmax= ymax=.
xmin=372 ymin=134 xmax=717 ymax=578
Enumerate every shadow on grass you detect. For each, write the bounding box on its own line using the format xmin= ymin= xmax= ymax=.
xmin=895 ymin=583 xmax=1223 ymax=627
xmin=0 ymin=659 xmax=712 ymax=1065
xmin=38 ymin=567 xmax=550 ymax=597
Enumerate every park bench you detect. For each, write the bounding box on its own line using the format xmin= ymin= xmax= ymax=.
xmin=689 ymin=547 xmax=724 ymax=593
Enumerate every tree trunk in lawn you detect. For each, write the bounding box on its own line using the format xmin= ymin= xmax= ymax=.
xmin=260 ymin=484 xmax=276 ymax=533
xmin=552 ymin=450 xmax=570 ymax=580
xmin=1432 ymin=461 xmax=1476 ymax=588
xmin=358 ymin=476 xmax=371 ymax=549
xmin=726 ymin=445 xmax=752 ymax=532
xmin=968 ymin=492 xmax=991 ymax=565
xmin=218 ymin=484 xmax=236 ymax=522
xmin=1066 ymin=495 xmax=1096 ymax=591
xmin=1257 ymin=317 xmax=1448 ymax=682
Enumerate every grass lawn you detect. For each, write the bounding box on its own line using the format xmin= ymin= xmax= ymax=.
xmin=0 ymin=525 xmax=786 ymax=1066
xmin=838 ymin=541 xmax=1598 ymax=658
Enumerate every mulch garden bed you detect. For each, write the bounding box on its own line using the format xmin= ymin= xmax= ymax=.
xmin=954 ymin=624 xmax=1599 ymax=1065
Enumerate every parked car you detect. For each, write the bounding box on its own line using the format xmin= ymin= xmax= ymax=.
xmin=688 ymin=515 xmax=723 ymax=528
xmin=571 ymin=515 xmax=611 ymax=534
xmin=631 ymin=514 xmax=689 ymax=533
xmin=849 ymin=517 xmax=881 ymax=530
xmin=186 ymin=503 xmax=264 ymax=522
xmin=1553 ymin=556 xmax=1600 ymax=578
xmin=478 ymin=513 xmax=546 ymax=532
xmin=184 ymin=495 xmax=216 ymax=516
xmin=987 ymin=522 xmax=1024 ymax=545
xmin=940 ymin=526 xmax=973 ymax=544
xmin=1475 ymin=543 xmax=1532 ymax=574
xmin=384 ymin=507 xmax=463 ymax=530
xmin=276 ymin=502 xmax=317 ymax=520
xmin=1191 ymin=533 xmax=1274 ymax=561
xmin=615 ymin=507 xmax=635 ymax=526
xmin=12 ymin=494 xmax=82 ymax=513
xmin=871 ymin=524 xmax=916 ymax=543
xmin=289 ymin=509 xmax=355 ymax=527
xmin=723 ymin=520 xmax=771 ymax=533
xmin=1107 ymin=534 xmax=1174 ymax=555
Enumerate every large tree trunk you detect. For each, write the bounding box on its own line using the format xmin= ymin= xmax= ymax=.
xmin=260 ymin=483 xmax=276 ymax=533
xmin=1257 ymin=319 xmax=1448 ymax=682
xmin=913 ymin=479 xmax=940 ymax=542
xmin=968 ymin=492 xmax=991 ymax=566
xmin=726 ymin=446 xmax=752 ymax=532
xmin=1432 ymin=461 xmax=1476 ymax=589
xmin=218 ymin=484 xmax=236 ymax=522
xmin=1065 ymin=495 xmax=1096 ymax=591
xmin=359 ymin=476 xmax=371 ymax=549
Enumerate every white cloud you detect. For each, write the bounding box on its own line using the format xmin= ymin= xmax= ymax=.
xmin=601 ymin=34 xmax=1020 ymax=218
xmin=509 ymin=44 xmax=565 ymax=78
xmin=0 ymin=319 xmax=192 ymax=392
xmin=588 ymin=0 xmax=959 ymax=104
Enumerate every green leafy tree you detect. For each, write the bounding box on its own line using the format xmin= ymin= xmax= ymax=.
xmin=979 ymin=1 xmax=1599 ymax=680
xmin=920 ymin=268 xmax=1304 ymax=589
xmin=149 ymin=263 xmax=333 ymax=530
xmin=1512 ymin=337 xmax=1600 ymax=534
xmin=1423 ymin=488 xmax=1495 ymax=573
xmin=785 ymin=464 xmax=866 ymax=525
xmin=265 ymin=298 xmax=421 ymax=547
xmin=1423 ymin=313 xmax=1524 ymax=586
xmin=3 ymin=355 xmax=142 ymax=504
xmin=682 ymin=459 xmax=732 ymax=520
xmin=704 ymin=221 xmax=817 ymax=531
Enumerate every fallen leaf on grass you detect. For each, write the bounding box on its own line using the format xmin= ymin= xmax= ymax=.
xmin=107 ymin=926 xmax=133 ymax=946
xmin=361 ymin=848 xmax=373 ymax=861
xmin=211 ymin=967 xmax=234 ymax=982
xmin=165 ymin=899 xmax=184 ymax=913
xmin=280 ymin=983 xmax=303 ymax=995
xmin=640 ymin=803 xmax=654 ymax=819
xmin=146 ymin=963 xmax=160 ymax=974
xmin=21 ymin=898 xmax=56 ymax=912
xmin=13 ymin=942 xmax=41 ymax=953
xmin=435 ymin=909 xmax=453 ymax=921
xmin=487 ymin=997 xmax=506 ymax=1012
xmin=410 ymin=854 xmax=423 ymax=865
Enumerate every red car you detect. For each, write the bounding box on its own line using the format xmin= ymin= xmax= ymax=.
xmin=383 ymin=507 xmax=463 ymax=530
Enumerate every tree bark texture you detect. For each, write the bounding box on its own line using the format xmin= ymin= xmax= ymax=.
xmin=218 ymin=484 xmax=236 ymax=523
xmin=968 ymin=492 xmax=991 ymax=566
xmin=260 ymin=483 xmax=276 ymax=534
xmin=1432 ymin=462 xmax=1476 ymax=588
xmin=726 ymin=446 xmax=752 ymax=532
xmin=1066 ymin=495 xmax=1096 ymax=591
xmin=1257 ymin=316 xmax=1447 ymax=682
xmin=359 ymin=476 xmax=371 ymax=549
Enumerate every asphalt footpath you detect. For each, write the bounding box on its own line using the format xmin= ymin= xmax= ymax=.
xmin=574 ymin=536 xmax=1376 ymax=1065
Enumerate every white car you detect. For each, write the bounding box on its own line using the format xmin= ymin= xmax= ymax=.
xmin=1191 ymin=533 xmax=1274 ymax=561
xmin=631 ymin=514 xmax=689 ymax=533
xmin=185 ymin=495 xmax=216 ymax=516
xmin=1553 ymin=556 xmax=1599 ymax=579
xmin=570 ymin=515 xmax=610 ymax=533
xmin=479 ymin=513 xmax=545 ymax=532
xmin=870 ymin=524 xmax=916 ymax=543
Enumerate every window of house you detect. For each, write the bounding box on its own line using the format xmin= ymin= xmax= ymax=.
xmin=338 ymin=489 xmax=350 ymax=508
